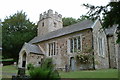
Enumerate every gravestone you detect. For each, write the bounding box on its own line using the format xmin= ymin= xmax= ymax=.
xmin=18 ymin=68 xmax=25 ymax=76
xmin=12 ymin=68 xmax=30 ymax=80
xmin=65 ymin=64 xmax=69 ymax=72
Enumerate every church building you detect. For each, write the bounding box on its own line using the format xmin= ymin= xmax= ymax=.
xmin=18 ymin=9 xmax=118 ymax=70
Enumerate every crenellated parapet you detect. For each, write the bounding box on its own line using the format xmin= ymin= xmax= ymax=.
xmin=39 ymin=9 xmax=62 ymax=22
xmin=38 ymin=9 xmax=63 ymax=36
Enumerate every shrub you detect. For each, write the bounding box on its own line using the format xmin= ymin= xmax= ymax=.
xmin=41 ymin=58 xmax=54 ymax=70
xmin=29 ymin=67 xmax=49 ymax=78
xmin=27 ymin=63 xmax=34 ymax=70
xmin=76 ymin=53 xmax=93 ymax=64
xmin=28 ymin=58 xmax=60 ymax=80
xmin=76 ymin=49 xmax=94 ymax=64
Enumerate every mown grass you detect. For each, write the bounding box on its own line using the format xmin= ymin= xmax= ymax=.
xmin=0 ymin=58 xmax=14 ymax=62
xmin=1 ymin=65 xmax=118 ymax=79
xmin=59 ymin=69 xmax=118 ymax=78
xmin=2 ymin=65 xmax=17 ymax=73
xmin=2 ymin=65 xmax=18 ymax=78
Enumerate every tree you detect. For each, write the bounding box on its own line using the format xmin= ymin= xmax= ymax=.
xmin=62 ymin=16 xmax=88 ymax=27
xmin=77 ymin=15 xmax=89 ymax=22
xmin=2 ymin=11 xmax=37 ymax=60
xmin=0 ymin=19 xmax=2 ymax=47
xmin=83 ymin=1 xmax=120 ymax=43
xmin=62 ymin=17 xmax=78 ymax=27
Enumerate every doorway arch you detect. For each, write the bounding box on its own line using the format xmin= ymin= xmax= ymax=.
xmin=70 ymin=57 xmax=76 ymax=71
xmin=22 ymin=52 xmax=26 ymax=68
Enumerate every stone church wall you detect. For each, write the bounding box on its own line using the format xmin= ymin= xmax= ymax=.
xmin=38 ymin=29 xmax=93 ymax=70
xmin=27 ymin=53 xmax=44 ymax=67
xmin=92 ymin=20 xmax=109 ymax=69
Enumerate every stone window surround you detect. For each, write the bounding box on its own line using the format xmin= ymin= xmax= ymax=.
xmin=97 ymin=37 xmax=105 ymax=57
xmin=47 ymin=41 xmax=57 ymax=57
xmin=68 ymin=35 xmax=82 ymax=54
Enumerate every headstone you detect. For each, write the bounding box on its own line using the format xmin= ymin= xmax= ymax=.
xmin=65 ymin=64 xmax=69 ymax=72
xmin=12 ymin=68 xmax=30 ymax=80
xmin=18 ymin=68 xmax=25 ymax=76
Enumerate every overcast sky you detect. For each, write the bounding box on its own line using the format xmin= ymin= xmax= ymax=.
xmin=0 ymin=0 xmax=110 ymax=23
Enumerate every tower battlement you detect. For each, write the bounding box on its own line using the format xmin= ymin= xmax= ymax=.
xmin=39 ymin=9 xmax=62 ymax=22
xmin=38 ymin=9 xmax=63 ymax=36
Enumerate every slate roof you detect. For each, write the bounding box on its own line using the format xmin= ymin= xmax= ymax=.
xmin=23 ymin=43 xmax=43 ymax=54
xmin=29 ymin=20 xmax=95 ymax=44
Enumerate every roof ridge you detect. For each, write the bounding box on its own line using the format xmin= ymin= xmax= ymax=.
xmin=29 ymin=19 xmax=94 ymax=44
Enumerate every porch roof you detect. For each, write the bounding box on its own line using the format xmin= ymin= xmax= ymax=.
xmin=23 ymin=43 xmax=43 ymax=54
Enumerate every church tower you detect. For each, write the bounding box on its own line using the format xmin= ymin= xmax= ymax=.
xmin=37 ymin=9 xmax=63 ymax=36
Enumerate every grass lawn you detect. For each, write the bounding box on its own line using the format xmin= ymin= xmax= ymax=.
xmin=2 ymin=65 xmax=18 ymax=78
xmin=2 ymin=65 xmax=29 ymax=79
xmin=59 ymin=69 xmax=118 ymax=78
xmin=2 ymin=65 xmax=17 ymax=73
xmin=1 ymin=65 xmax=118 ymax=79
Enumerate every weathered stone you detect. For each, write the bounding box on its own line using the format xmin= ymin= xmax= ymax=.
xmin=38 ymin=9 xmax=62 ymax=36
xmin=18 ymin=10 xmax=118 ymax=71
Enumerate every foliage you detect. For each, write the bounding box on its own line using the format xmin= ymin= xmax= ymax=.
xmin=41 ymin=58 xmax=55 ymax=70
xmin=2 ymin=11 xmax=37 ymax=60
xmin=62 ymin=16 xmax=88 ymax=27
xmin=27 ymin=63 xmax=34 ymax=70
xmin=0 ymin=20 xmax=2 ymax=47
xmin=76 ymin=53 xmax=93 ymax=64
xmin=62 ymin=17 xmax=78 ymax=27
xmin=77 ymin=15 xmax=89 ymax=22
xmin=28 ymin=58 xmax=60 ymax=80
xmin=29 ymin=67 xmax=60 ymax=80
xmin=83 ymin=1 xmax=120 ymax=43
xmin=76 ymin=49 xmax=93 ymax=64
